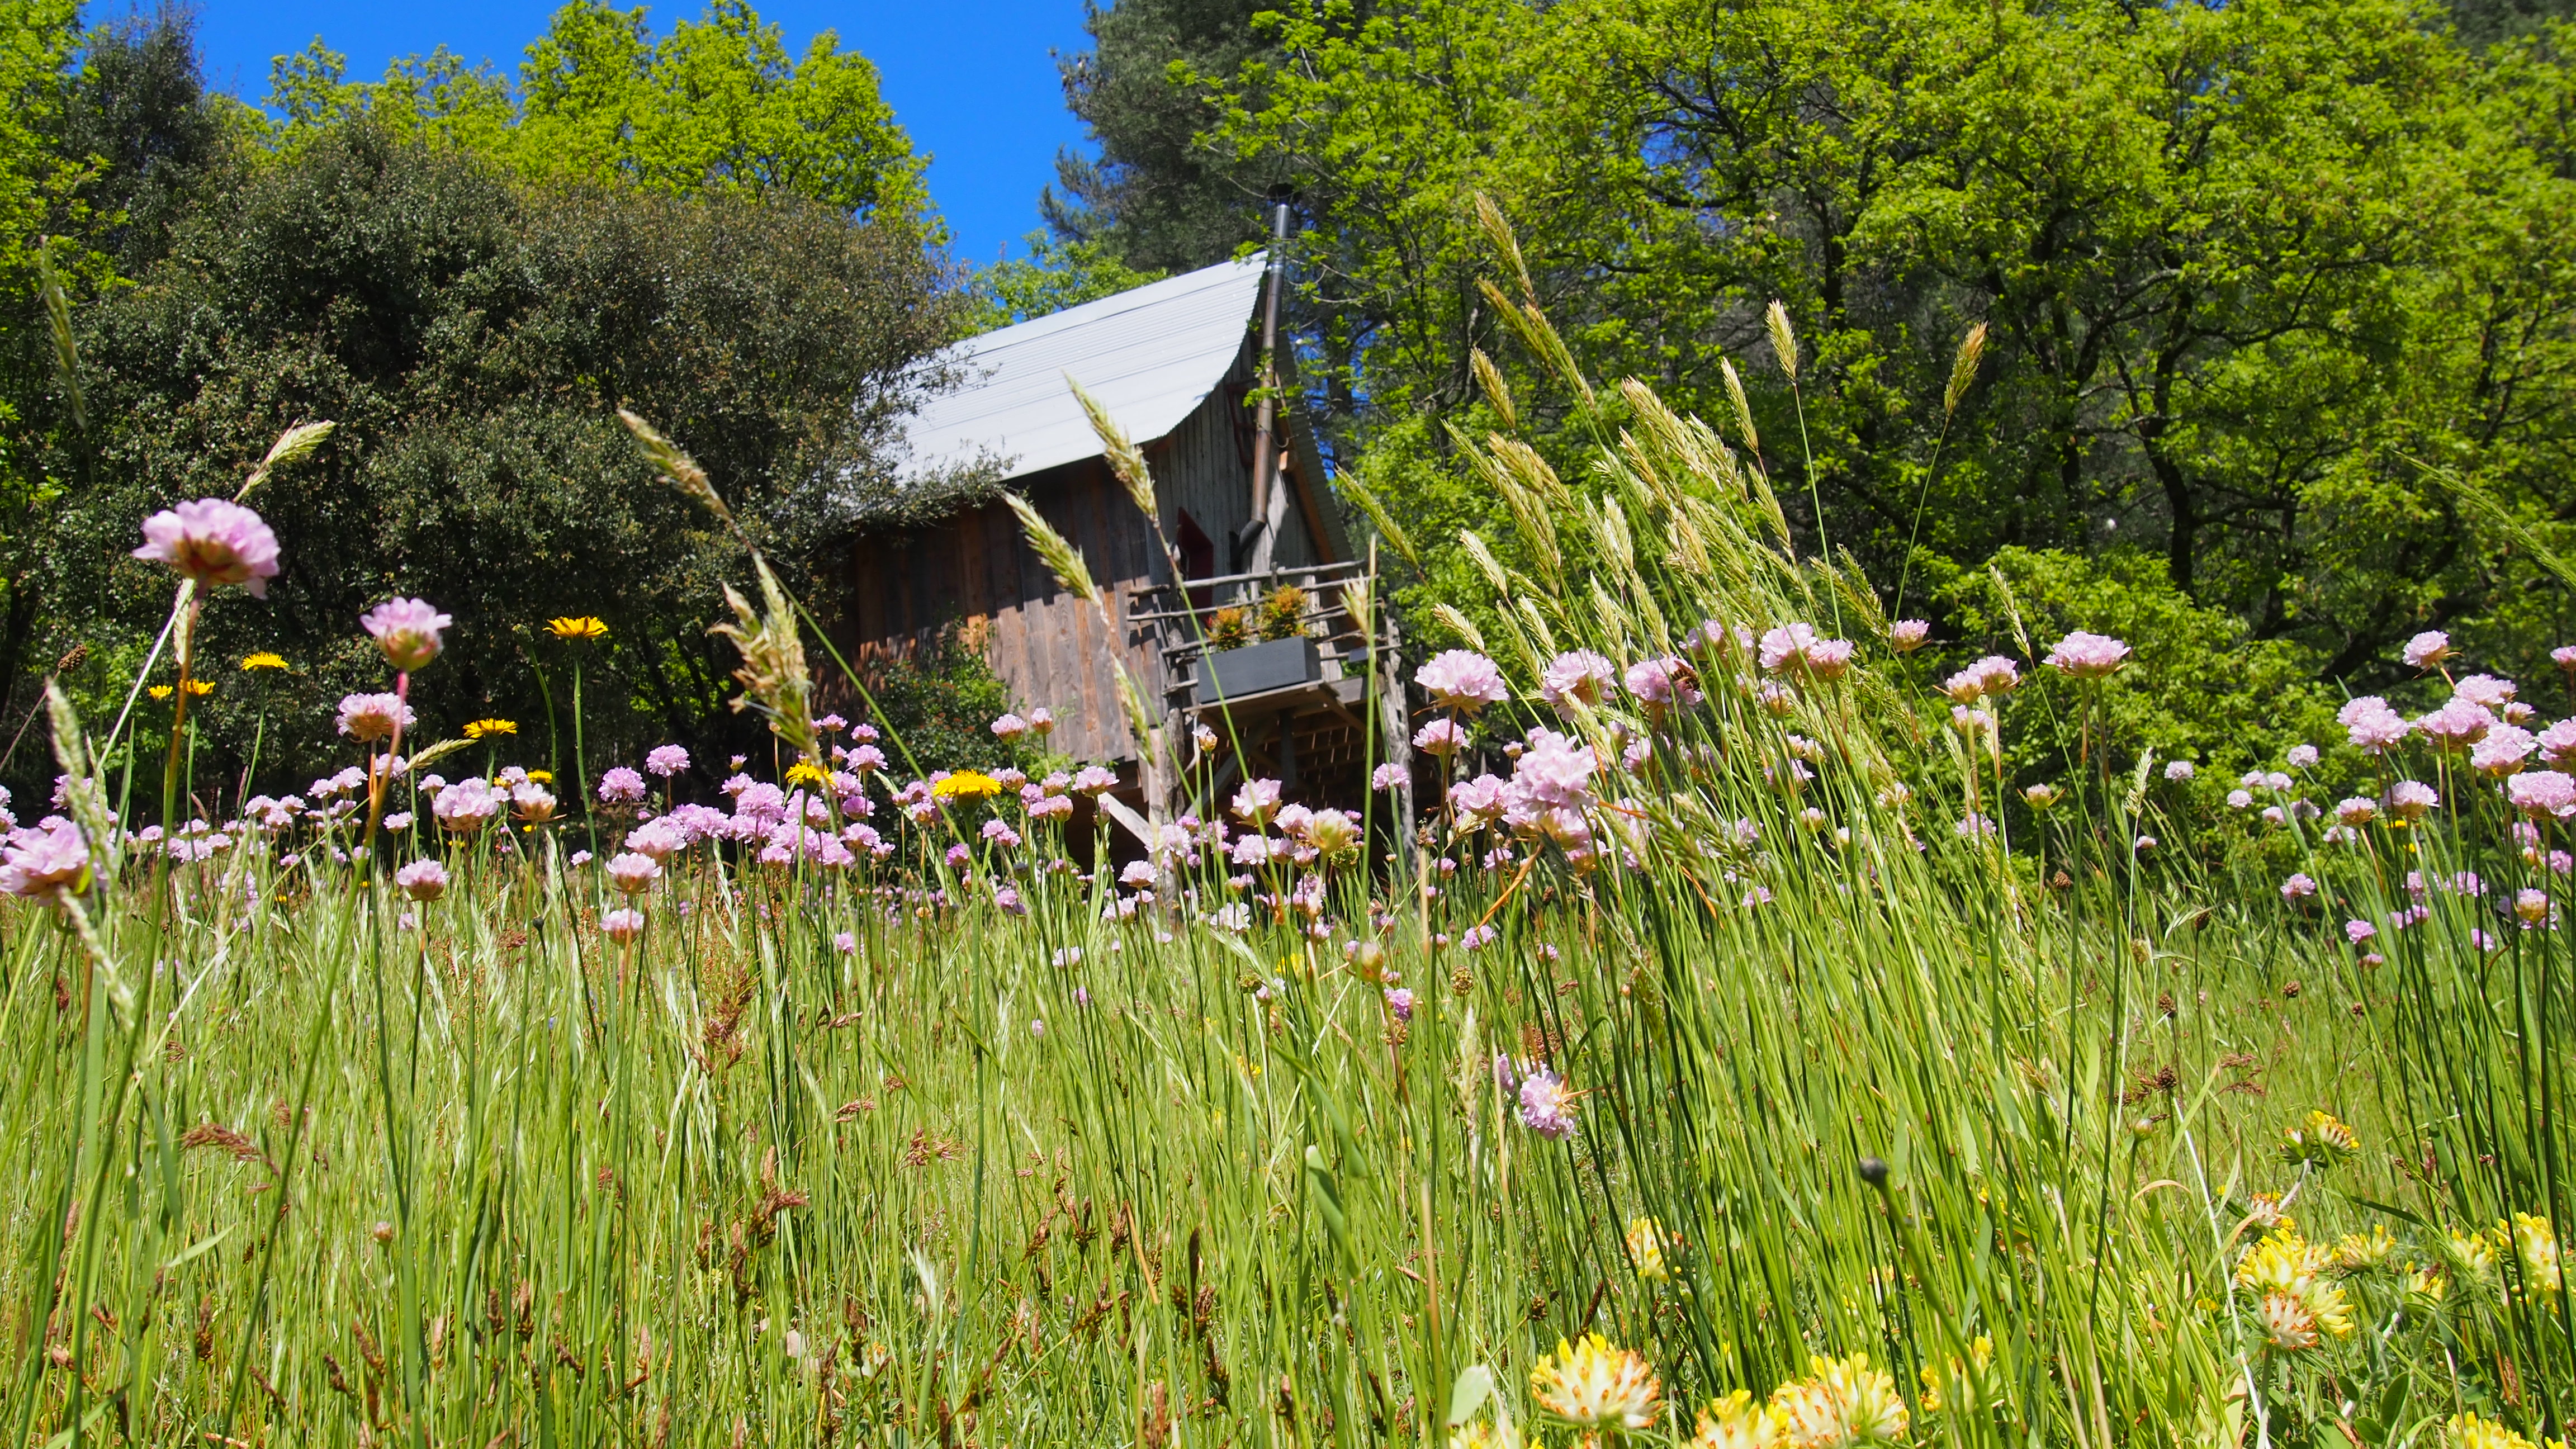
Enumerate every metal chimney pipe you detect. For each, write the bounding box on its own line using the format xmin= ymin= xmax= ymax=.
xmin=1244 ymin=200 xmax=1292 ymax=580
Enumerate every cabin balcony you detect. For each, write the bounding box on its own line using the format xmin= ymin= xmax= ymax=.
xmin=1131 ymin=558 xmax=1410 ymax=817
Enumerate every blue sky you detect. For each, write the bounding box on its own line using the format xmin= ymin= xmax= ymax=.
xmin=189 ymin=0 xmax=1097 ymax=266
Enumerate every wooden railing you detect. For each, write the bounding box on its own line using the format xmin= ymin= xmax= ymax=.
xmin=1130 ymin=560 xmax=1389 ymax=696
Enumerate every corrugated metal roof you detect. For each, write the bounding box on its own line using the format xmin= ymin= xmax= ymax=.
xmin=898 ymin=254 xmax=1267 ymax=484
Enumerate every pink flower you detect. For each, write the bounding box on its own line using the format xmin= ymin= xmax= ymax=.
xmin=2505 ymin=770 xmax=2576 ymax=819
xmin=2333 ymin=797 xmax=2378 ymax=826
xmin=0 ymin=818 xmax=88 ymax=898
xmin=2455 ymin=674 xmax=2517 ymax=708
xmin=1071 ymin=765 xmax=1117 ymax=795
xmin=2385 ymin=780 xmax=2440 ymax=820
xmin=1026 ymin=707 xmax=1055 ymax=736
xmin=605 ymin=852 xmax=660 ymax=893
xmin=1540 ymin=650 xmax=1616 ymax=708
xmin=335 ymin=692 xmax=414 ymax=743
xmin=1384 ymin=987 xmax=1414 ymax=1022
xmin=1758 ymin=623 xmax=1821 ymax=673
xmin=645 ymin=744 xmax=690 ymax=778
xmin=1943 ymin=655 xmax=2021 ymax=702
xmin=361 ymin=598 xmax=452 ymax=672
xmin=2556 ymin=646 xmax=2576 ymax=671
xmin=2515 ymin=889 xmax=2552 ymax=926
xmin=600 ymin=908 xmax=646 ymax=945
xmin=2414 ymin=698 xmax=2494 ymax=750
xmin=1448 ymin=774 xmax=1509 ymax=826
xmin=834 ymin=930 xmax=858 ymax=953
xmin=394 ymin=859 xmax=448 ymax=901
xmin=2402 ymin=630 xmax=2452 ymax=670
xmin=1757 ymin=624 xmax=1857 ymax=683
xmin=626 ymin=819 xmax=687 ymax=861
xmin=431 ymin=778 xmax=501 ymax=832
xmin=2280 ymin=873 xmax=2318 ymax=902
xmin=2339 ymin=697 xmax=2411 ymax=754
xmin=1507 ymin=729 xmax=1597 ymax=814
xmin=1415 ymin=650 xmax=1509 ymax=714
xmin=1232 ymin=778 xmax=1282 ymax=827
xmin=132 ymin=498 xmax=281 ymax=597
xmin=1413 ymin=718 xmax=1468 ymax=756
xmin=981 ymin=818 xmax=1021 ymax=848
xmin=598 ymin=767 xmax=646 ymax=803
xmin=991 ymin=713 xmax=1029 ymax=740
xmin=1517 ymin=1067 xmax=1576 ymax=1138
xmin=2165 ymin=760 xmax=2196 ymax=782
xmin=2346 ymin=919 xmax=2376 ymax=944
xmin=1889 ymin=619 xmax=1931 ymax=652
xmin=2539 ymin=719 xmax=2576 ymax=765
xmin=1623 ymin=656 xmax=1702 ymax=709
xmin=1371 ymin=762 xmax=1407 ymax=791
xmin=2043 ymin=631 xmax=2130 ymax=679
xmin=2286 ymin=744 xmax=2319 ymax=769
xmin=2471 ymin=724 xmax=2537 ymax=776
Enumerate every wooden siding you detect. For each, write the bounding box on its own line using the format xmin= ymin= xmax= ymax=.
xmin=841 ymin=332 xmax=1343 ymax=765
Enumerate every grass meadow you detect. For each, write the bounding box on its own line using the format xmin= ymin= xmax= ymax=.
xmin=1 ymin=324 xmax=2569 ymax=1449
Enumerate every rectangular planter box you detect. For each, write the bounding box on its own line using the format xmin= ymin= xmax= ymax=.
xmin=1194 ymin=637 xmax=1322 ymax=705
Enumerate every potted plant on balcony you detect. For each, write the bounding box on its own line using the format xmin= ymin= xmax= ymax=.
xmin=1194 ymin=585 xmax=1321 ymax=704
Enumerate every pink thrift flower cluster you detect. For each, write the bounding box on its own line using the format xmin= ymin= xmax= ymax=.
xmin=1415 ymin=650 xmax=1509 ymax=713
xmin=361 ymin=598 xmax=452 ymax=673
xmin=2042 ymin=631 xmax=2130 ymax=679
xmin=133 ymin=498 xmax=281 ymax=597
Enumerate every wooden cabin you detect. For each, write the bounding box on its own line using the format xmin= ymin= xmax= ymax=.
xmin=839 ymin=257 xmax=1413 ymax=834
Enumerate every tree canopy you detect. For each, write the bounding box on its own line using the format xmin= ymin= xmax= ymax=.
xmin=266 ymin=0 xmax=926 ymax=221
xmin=1046 ymin=0 xmax=2576 ymax=761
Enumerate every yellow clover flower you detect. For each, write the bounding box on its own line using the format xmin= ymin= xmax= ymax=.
xmin=1530 ymin=1334 xmax=1661 ymax=1433
xmin=1770 ymin=1352 xmax=1908 ymax=1449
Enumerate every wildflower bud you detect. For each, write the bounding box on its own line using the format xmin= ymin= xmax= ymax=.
xmin=1348 ymin=938 xmax=1386 ymax=980
xmin=1857 ymin=1156 xmax=1888 ymax=1188
xmin=372 ymin=1221 xmax=395 ymax=1245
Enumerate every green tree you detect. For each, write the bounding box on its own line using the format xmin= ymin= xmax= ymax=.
xmin=1046 ymin=0 xmax=1287 ymax=271
xmin=1194 ymin=0 xmax=2576 ymax=695
xmin=960 ymin=231 xmax=1166 ymax=333
xmin=264 ymin=0 xmax=926 ymax=221
xmin=13 ymin=123 xmax=957 ymax=792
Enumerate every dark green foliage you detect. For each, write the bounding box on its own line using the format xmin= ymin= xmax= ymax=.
xmin=850 ymin=624 xmax=1054 ymax=778
xmin=1046 ymin=0 xmax=1286 ymax=272
xmin=1929 ymin=547 xmax=2343 ymax=789
xmin=21 ymin=124 xmax=956 ymax=796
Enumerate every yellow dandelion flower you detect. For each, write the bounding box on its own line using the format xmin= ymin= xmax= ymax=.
xmin=2445 ymin=1414 xmax=2540 ymax=1449
xmin=2513 ymin=1213 xmax=2562 ymax=1294
xmin=1691 ymin=1391 xmax=1786 ymax=1449
xmin=148 ymin=684 xmax=173 ymax=700
xmin=785 ymin=760 xmax=830 ymax=787
xmin=1530 ymin=1334 xmax=1661 ymax=1432
xmin=931 ymin=770 xmax=1002 ymax=801
xmin=1626 ymin=1216 xmax=1671 ymax=1281
xmin=239 ymin=651 xmax=288 ymax=671
xmin=525 ymin=769 xmax=553 ymax=785
xmin=2280 ymin=1110 xmax=2359 ymax=1168
xmin=464 ymin=718 xmax=518 ymax=740
xmin=1770 ymin=1353 xmax=1907 ymax=1449
xmin=183 ymin=678 xmax=213 ymax=695
xmin=548 ymin=615 xmax=609 ymax=641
